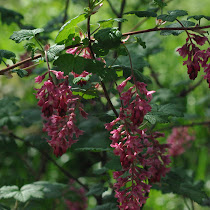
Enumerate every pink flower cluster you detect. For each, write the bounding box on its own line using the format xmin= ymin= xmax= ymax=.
xmin=177 ymin=33 xmax=210 ymax=87
xmin=35 ymin=70 xmax=87 ymax=157
xmin=105 ymin=77 xmax=170 ymax=209
xmin=167 ymin=127 xmax=195 ymax=156
xmin=65 ymin=179 xmax=87 ymax=210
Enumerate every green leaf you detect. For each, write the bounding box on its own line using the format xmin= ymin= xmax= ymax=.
xmin=168 ymin=10 xmax=188 ymax=17
xmin=0 ymin=203 xmax=10 ymax=210
xmin=73 ymin=73 xmax=92 ymax=84
xmin=187 ymin=15 xmax=210 ymax=21
xmin=93 ymin=27 xmax=122 ymax=55
xmin=24 ymin=43 xmax=37 ymax=58
xmin=54 ymin=54 xmax=117 ymax=81
xmin=157 ymin=10 xmax=188 ymax=22
xmin=0 ymin=184 xmax=44 ymax=202
xmin=11 ymin=69 xmax=28 ymax=78
xmin=111 ymin=65 xmax=151 ymax=84
xmin=0 ymin=50 xmax=16 ymax=64
xmin=98 ymin=18 xmax=127 ymax=28
xmin=160 ymin=20 xmax=195 ymax=36
xmin=33 ymin=181 xmax=67 ymax=199
xmin=124 ymin=11 xmax=157 ymax=18
xmin=10 ymin=28 xmax=44 ymax=43
xmin=145 ymin=103 xmax=183 ymax=124
xmin=72 ymin=88 xmax=98 ymax=99
xmin=86 ymin=184 xmax=108 ymax=196
xmin=76 ymin=132 xmax=111 ymax=151
xmin=153 ymin=0 xmax=167 ymax=8
xmin=153 ymin=169 xmax=208 ymax=206
xmin=180 ymin=183 xmax=208 ymax=205
xmin=21 ymin=109 xmax=41 ymax=127
xmin=105 ymin=152 xmax=121 ymax=171
xmin=92 ymin=203 xmax=118 ymax=210
xmin=135 ymin=37 xmax=146 ymax=48
xmin=0 ymin=186 xmax=19 ymax=199
xmin=46 ymin=44 xmax=65 ymax=61
xmin=55 ymin=13 xmax=87 ymax=44
xmin=0 ymin=6 xmax=23 ymax=25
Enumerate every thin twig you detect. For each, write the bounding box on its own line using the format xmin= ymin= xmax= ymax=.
xmin=63 ymin=0 xmax=70 ymax=23
xmin=157 ymin=121 xmax=210 ymax=132
xmin=107 ymin=0 xmax=119 ymax=17
xmin=87 ymin=11 xmax=119 ymax=118
xmin=148 ymin=63 xmax=164 ymax=88
xmin=10 ymin=133 xmax=89 ymax=191
xmin=1 ymin=25 xmax=210 ymax=75
xmin=122 ymin=25 xmax=210 ymax=37
xmin=0 ymin=54 xmax=42 ymax=75
xmin=118 ymin=0 xmax=126 ymax=31
xmin=179 ymin=79 xmax=203 ymax=97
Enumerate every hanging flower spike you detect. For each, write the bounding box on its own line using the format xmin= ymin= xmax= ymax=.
xmin=35 ymin=70 xmax=88 ymax=157
xmin=177 ymin=33 xmax=210 ymax=87
xmin=106 ymin=78 xmax=170 ymax=209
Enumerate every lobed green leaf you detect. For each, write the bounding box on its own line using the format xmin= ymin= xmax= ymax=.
xmin=55 ymin=13 xmax=87 ymax=44
xmin=145 ymin=103 xmax=183 ymax=124
xmin=0 ymin=6 xmax=23 ymax=25
xmin=124 ymin=11 xmax=157 ymax=18
xmin=86 ymin=184 xmax=108 ymax=196
xmin=10 ymin=28 xmax=44 ymax=43
xmin=46 ymin=44 xmax=65 ymax=61
xmin=187 ymin=15 xmax=210 ymax=21
xmin=54 ymin=54 xmax=117 ymax=81
xmin=0 ymin=50 xmax=16 ymax=64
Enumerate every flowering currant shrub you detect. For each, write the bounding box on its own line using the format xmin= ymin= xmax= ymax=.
xmin=0 ymin=0 xmax=210 ymax=210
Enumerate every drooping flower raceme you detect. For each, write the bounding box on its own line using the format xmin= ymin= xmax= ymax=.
xmin=35 ymin=70 xmax=87 ymax=157
xmin=105 ymin=77 xmax=170 ymax=209
xmin=177 ymin=33 xmax=210 ymax=87
xmin=167 ymin=127 xmax=195 ymax=156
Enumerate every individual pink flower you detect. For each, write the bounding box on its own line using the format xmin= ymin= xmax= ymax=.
xmin=167 ymin=127 xmax=195 ymax=156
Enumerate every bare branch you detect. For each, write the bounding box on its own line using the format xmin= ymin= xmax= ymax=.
xmin=107 ymin=0 xmax=119 ymax=17
xmin=63 ymin=0 xmax=70 ymax=23
xmin=9 ymin=133 xmax=89 ymax=191
xmin=122 ymin=25 xmax=210 ymax=37
xmin=157 ymin=121 xmax=210 ymax=131
xmin=179 ymin=79 xmax=203 ymax=97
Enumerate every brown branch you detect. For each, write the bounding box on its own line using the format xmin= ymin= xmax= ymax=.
xmin=148 ymin=63 xmax=164 ymax=88
xmin=179 ymin=79 xmax=203 ymax=97
xmin=122 ymin=25 xmax=210 ymax=36
xmin=0 ymin=54 xmax=42 ymax=75
xmin=1 ymin=25 xmax=210 ymax=76
xmin=118 ymin=0 xmax=126 ymax=31
xmin=157 ymin=121 xmax=210 ymax=131
xmin=63 ymin=0 xmax=70 ymax=23
xmin=107 ymin=0 xmax=119 ymax=17
xmin=87 ymin=12 xmax=119 ymax=118
xmin=9 ymin=133 xmax=89 ymax=191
